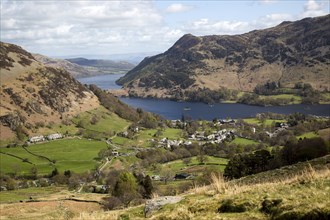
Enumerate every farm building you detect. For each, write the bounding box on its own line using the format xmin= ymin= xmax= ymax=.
xmin=29 ymin=135 xmax=45 ymax=143
xmin=47 ymin=133 xmax=63 ymax=140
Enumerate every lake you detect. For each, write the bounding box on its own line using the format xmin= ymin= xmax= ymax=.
xmin=120 ymin=98 xmax=330 ymax=120
xmin=79 ymin=74 xmax=330 ymax=120
xmin=77 ymin=74 xmax=125 ymax=90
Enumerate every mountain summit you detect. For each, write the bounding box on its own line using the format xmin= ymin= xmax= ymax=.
xmin=117 ymin=15 xmax=330 ymax=99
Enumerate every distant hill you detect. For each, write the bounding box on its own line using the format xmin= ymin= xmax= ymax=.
xmin=33 ymin=54 xmax=100 ymax=78
xmin=34 ymin=55 xmax=135 ymax=78
xmin=0 ymin=42 xmax=102 ymax=141
xmin=102 ymin=52 xmax=161 ymax=65
xmin=66 ymin=58 xmax=135 ymax=74
xmin=117 ymin=15 xmax=330 ymax=99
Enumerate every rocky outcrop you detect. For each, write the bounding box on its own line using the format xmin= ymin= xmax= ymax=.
xmin=0 ymin=112 xmax=26 ymax=130
xmin=144 ymin=196 xmax=183 ymax=218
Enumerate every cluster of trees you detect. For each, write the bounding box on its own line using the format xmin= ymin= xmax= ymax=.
xmin=224 ymin=137 xmax=329 ymax=179
xmin=103 ymin=171 xmax=153 ymax=210
xmin=252 ymin=81 xmax=322 ymax=105
xmin=0 ymin=167 xmax=81 ymax=191
xmin=281 ymin=137 xmax=329 ymax=165
xmin=295 ymin=83 xmax=321 ymax=104
xmin=224 ymin=149 xmax=273 ymax=179
xmin=184 ymin=88 xmax=238 ymax=104
xmin=254 ymin=81 xmax=281 ymax=95
xmin=238 ymin=93 xmax=292 ymax=106
xmin=203 ymin=141 xmax=266 ymax=158
xmin=136 ymin=144 xmax=201 ymax=167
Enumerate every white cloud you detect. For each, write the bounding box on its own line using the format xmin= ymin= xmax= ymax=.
xmin=183 ymin=19 xmax=250 ymax=36
xmin=0 ymin=0 xmax=167 ymax=55
xmin=302 ymin=0 xmax=328 ymax=17
xmin=259 ymin=0 xmax=277 ymax=5
xmin=255 ymin=13 xmax=294 ymax=28
xmin=165 ymin=3 xmax=193 ymax=13
xmin=305 ymin=0 xmax=322 ymax=11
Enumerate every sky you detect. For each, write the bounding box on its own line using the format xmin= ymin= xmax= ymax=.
xmin=1 ymin=0 xmax=329 ymax=58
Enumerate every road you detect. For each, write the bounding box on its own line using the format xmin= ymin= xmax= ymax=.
xmin=99 ymin=157 xmax=113 ymax=172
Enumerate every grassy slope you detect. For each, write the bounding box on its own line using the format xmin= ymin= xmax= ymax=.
xmin=0 ymin=139 xmax=107 ymax=175
xmin=72 ymin=106 xmax=131 ymax=133
xmin=296 ymin=128 xmax=330 ymax=140
xmin=0 ymin=186 xmax=65 ymax=203
xmin=243 ymin=118 xmax=286 ymax=126
xmin=112 ymin=128 xmax=183 ymax=148
xmin=161 ymin=156 xmax=228 ymax=174
xmin=230 ymin=137 xmax=260 ymax=145
xmin=297 ymin=131 xmax=319 ymax=139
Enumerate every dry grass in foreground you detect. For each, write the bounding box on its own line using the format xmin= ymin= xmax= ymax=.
xmin=151 ymin=161 xmax=330 ymax=220
xmin=80 ymin=157 xmax=330 ymax=220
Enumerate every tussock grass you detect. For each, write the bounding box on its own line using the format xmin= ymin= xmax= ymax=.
xmin=210 ymin=172 xmax=228 ymax=194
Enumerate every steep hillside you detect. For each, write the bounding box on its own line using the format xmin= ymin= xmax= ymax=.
xmin=0 ymin=42 xmax=100 ymax=140
xmin=118 ymin=15 xmax=330 ymax=99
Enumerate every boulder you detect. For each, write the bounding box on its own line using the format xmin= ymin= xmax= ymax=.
xmin=144 ymin=196 xmax=183 ymax=218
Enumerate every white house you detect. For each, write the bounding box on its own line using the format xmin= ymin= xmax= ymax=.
xmin=29 ymin=135 xmax=45 ymax=143
xmin=112 ymin=151 xmax=119 ymax=157
xmin=47 ymin=133 xmax=62 ymax=140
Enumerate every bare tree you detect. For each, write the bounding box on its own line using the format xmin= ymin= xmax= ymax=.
xmin=160 ymin=166 xmax=174 ymax=185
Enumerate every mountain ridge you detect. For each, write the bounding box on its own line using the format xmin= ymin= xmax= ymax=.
xmin=117 ymin=15 xmax=330 ymax=99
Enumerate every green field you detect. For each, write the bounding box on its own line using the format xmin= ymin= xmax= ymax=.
xmin=0 ymin=139 xmax=107 ymax=175
xmin=72 ymin=106 xmax=130 ymax=136
xmin=230 ymin=137 xmax=260 ymax=145
xmin=0 ymin=186 xmax=65 ymax=203
xmin=37 ymin=123 xmax=79 ymax=137
xmin=112 ymin=136 xmax=134 ymax=146
xmin=155 ymin=156 xmax=228 ymax=174
xmin=259 ymin=94 xmax=302 ymax=104
xmin=297 ymin=132 xmax=319 ymax=139
xmin=243 ymin=118 xmax=286 ymax=126
xmin=161 ymin=128 xmax=183 ymax=139
xmin=243 ymin=118 xmax=260 ymax=124
xmin=320 ymin=92 xmax=330 ymax=104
